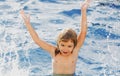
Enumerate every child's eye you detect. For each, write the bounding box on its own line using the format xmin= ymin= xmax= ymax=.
xmin=61 ymin=44 xmax=64 ymax=46
xmin=68 ymin=45 xmax=72 ymax=48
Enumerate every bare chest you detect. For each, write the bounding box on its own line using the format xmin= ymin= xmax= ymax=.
xmin=52 ymin=55 xmax=77 ymax=73
xmin=54 ymin=59 xmax=75 ymax=68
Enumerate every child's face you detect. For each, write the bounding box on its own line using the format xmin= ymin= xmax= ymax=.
xmin=58 ymin=40 xmax=74 ymax=56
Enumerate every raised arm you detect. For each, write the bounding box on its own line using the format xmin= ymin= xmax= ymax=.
xmin=20 ymin=10 xmax=56 ymax=56
xmin=75 ymin=0 xmax=90 ymax=51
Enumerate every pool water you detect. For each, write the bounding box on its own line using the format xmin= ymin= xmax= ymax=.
xmin=0 ymin=0 xmax=120 ymax=76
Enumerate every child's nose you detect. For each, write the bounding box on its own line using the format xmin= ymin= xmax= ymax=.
xmin=63 ymin=47 xmax=69 ymax=51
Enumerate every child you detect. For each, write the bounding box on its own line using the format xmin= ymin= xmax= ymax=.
xmin=20 ymin=0 xmax=90 ymax=76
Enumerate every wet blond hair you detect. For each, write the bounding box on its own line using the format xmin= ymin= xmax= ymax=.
xmin=55 ymin=28 xmax=77 ymax=56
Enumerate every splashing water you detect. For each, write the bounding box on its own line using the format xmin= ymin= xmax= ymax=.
xmin=0 ymin=0 xmax=120 ymax=76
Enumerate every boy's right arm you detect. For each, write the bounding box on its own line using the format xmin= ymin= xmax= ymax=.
xmin=20 ymin=10 xmax=56 ymax=56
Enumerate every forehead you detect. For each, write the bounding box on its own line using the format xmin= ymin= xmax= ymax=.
xmin=59 ymin=39 xmax=74 ymax=45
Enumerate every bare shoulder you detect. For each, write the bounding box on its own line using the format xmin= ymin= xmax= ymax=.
xmin=50 ymin=46 xmax=57 ymax=57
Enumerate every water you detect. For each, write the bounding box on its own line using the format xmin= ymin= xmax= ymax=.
xmin=0 ymin=0 xmax=120 ymax=76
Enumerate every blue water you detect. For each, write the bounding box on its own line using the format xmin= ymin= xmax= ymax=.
xmin=0 ymin=0 xmax=120 ymax=76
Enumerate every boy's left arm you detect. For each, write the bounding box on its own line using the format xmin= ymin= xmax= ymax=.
xmin=75 ymin=0 xmax=90 ymax=51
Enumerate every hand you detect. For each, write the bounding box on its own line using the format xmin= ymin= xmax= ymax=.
xmin=81 ymin=0 xmax=91 ymax=11
xmin=20 ymin=10 xmax=30 ymax=24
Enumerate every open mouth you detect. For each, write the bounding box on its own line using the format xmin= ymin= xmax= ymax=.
xmin=63 ymin=51 xmax=68 ymax=54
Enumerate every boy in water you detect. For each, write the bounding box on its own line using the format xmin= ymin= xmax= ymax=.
xmin=20 ymin=0 xmax=90 ymax=76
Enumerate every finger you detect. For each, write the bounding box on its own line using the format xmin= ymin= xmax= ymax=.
xmin=20 ymin=10 xmax=26 ymax=18
xmin=27 ymin=14 xmax=30 ymax=19
xmin=20 ymin=9 xmax=24 ymax=14
xmin=86 ymin=0 xmax=91 ymax=4
xmin=84 ymin=0 xmax=91 ymax=7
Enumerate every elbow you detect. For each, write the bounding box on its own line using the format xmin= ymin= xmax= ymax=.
xmin=34 ymin=40 xmax=39 ymax=44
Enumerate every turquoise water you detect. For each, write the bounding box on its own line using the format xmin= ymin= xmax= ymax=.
xmin=0 ymin=0 xmax=120 ymax=76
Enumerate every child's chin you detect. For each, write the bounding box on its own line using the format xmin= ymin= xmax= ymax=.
xmin=62 ymin=52 xmax=70 ymax=56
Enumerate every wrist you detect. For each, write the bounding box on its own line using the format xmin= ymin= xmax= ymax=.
xmin=81 ymin=10 xmax=87 ymax=14
xmin=25 ymin=22 xmax=30 ymax=25
xmin=81 ymin=8 xmax=87 ymax=12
